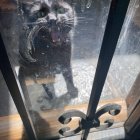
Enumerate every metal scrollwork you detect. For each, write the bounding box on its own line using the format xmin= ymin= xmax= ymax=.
xmin=58 ymin=104 xmax=121 ymax=136
xmin=58 ymin=110 xmax=86 ymax=136
xmin=94 ymin=104 xmax=121 ymax=130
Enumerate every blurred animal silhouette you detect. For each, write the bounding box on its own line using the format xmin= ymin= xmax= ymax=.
xmin=18 ymin=0 xmax=78 ymax=104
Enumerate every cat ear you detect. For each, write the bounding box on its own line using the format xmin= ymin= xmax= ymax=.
xmin=63 ymin=0 xmax=74 ymax=6
xmin=19 ymin=0 xmax=41 ymax=15
xmin=19 ymin=1 xmax=34 ymax=14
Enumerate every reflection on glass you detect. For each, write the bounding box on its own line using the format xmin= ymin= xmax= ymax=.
xmin=0 ymin=0 xmax=111 ymax=139
xmin=102 ymin=0 xmax=140 ymax=100
xmin=0 ymin=71 xmax=18 ymax=116
xmin=0 ymin=71 xmax=25 ymax=140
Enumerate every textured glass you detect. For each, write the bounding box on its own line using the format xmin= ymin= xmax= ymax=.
xmin=102 ymin=0 xmax=140 ymax=100
xmin=0 ymin=0 xmax=111 ymax=139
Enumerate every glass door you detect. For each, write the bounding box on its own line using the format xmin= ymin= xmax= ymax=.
xmin=0 ymin=0 xmax=131 ymax=140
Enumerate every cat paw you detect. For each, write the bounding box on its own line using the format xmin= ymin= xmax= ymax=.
xmin=40 ymin=105 xmax=48 ymax=111
xmin=68 ymin=87 xmax=78 ymax=98
xmin=43 ymin=85 xmax=55 ymax=100
xmin=37 ymin=96 xmax=44 ymax=103
xmin=65 ymin=94 xmax=71 ymax=100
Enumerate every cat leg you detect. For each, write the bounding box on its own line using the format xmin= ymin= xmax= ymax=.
xmin=62 ymin=67 xmax=78 ymax=98
xmin=61 ymin=44 xmax=78 ymax=98
xmin=42 ymin=78 xmax=56 ymax=100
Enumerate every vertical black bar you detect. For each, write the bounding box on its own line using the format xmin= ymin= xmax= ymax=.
xmin=0 ymin=35 xmax=37 ymax=140
xmin=81 ymin=0 xmax=130 ymax=139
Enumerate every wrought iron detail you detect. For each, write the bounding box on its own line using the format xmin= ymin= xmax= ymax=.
xmin=58 ymin=104 xmax=121 ymax=136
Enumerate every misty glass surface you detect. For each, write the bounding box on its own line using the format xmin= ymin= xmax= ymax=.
xmin=0 ymin=0 xmax=111 ymax=139
xmin=101 ymin=0 xmax=140 ymax=100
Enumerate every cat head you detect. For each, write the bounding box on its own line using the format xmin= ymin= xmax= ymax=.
xmin=20 ymin=0 xmax=77 ymax=45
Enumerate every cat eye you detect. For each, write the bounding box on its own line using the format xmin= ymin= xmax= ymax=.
xmin=37 ymin=11 xmax=46 ymax=18
xmin=37 ymin=7 xmax=49 ymax=18
xmin=54 ymin=7 xmax=67 ymax=14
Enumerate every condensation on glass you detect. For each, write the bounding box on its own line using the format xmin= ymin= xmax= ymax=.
xmin=102 ymin=0 xmax=140 ymax=100
xmin=0 ymin=0 xmax=111 ymax=139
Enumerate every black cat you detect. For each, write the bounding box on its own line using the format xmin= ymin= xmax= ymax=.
xmin=18 ymin=0 xmax=78 ymax=105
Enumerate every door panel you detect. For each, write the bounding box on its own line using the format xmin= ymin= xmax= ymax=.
xmin=0 ymin=0 xmax=134 ymax=139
